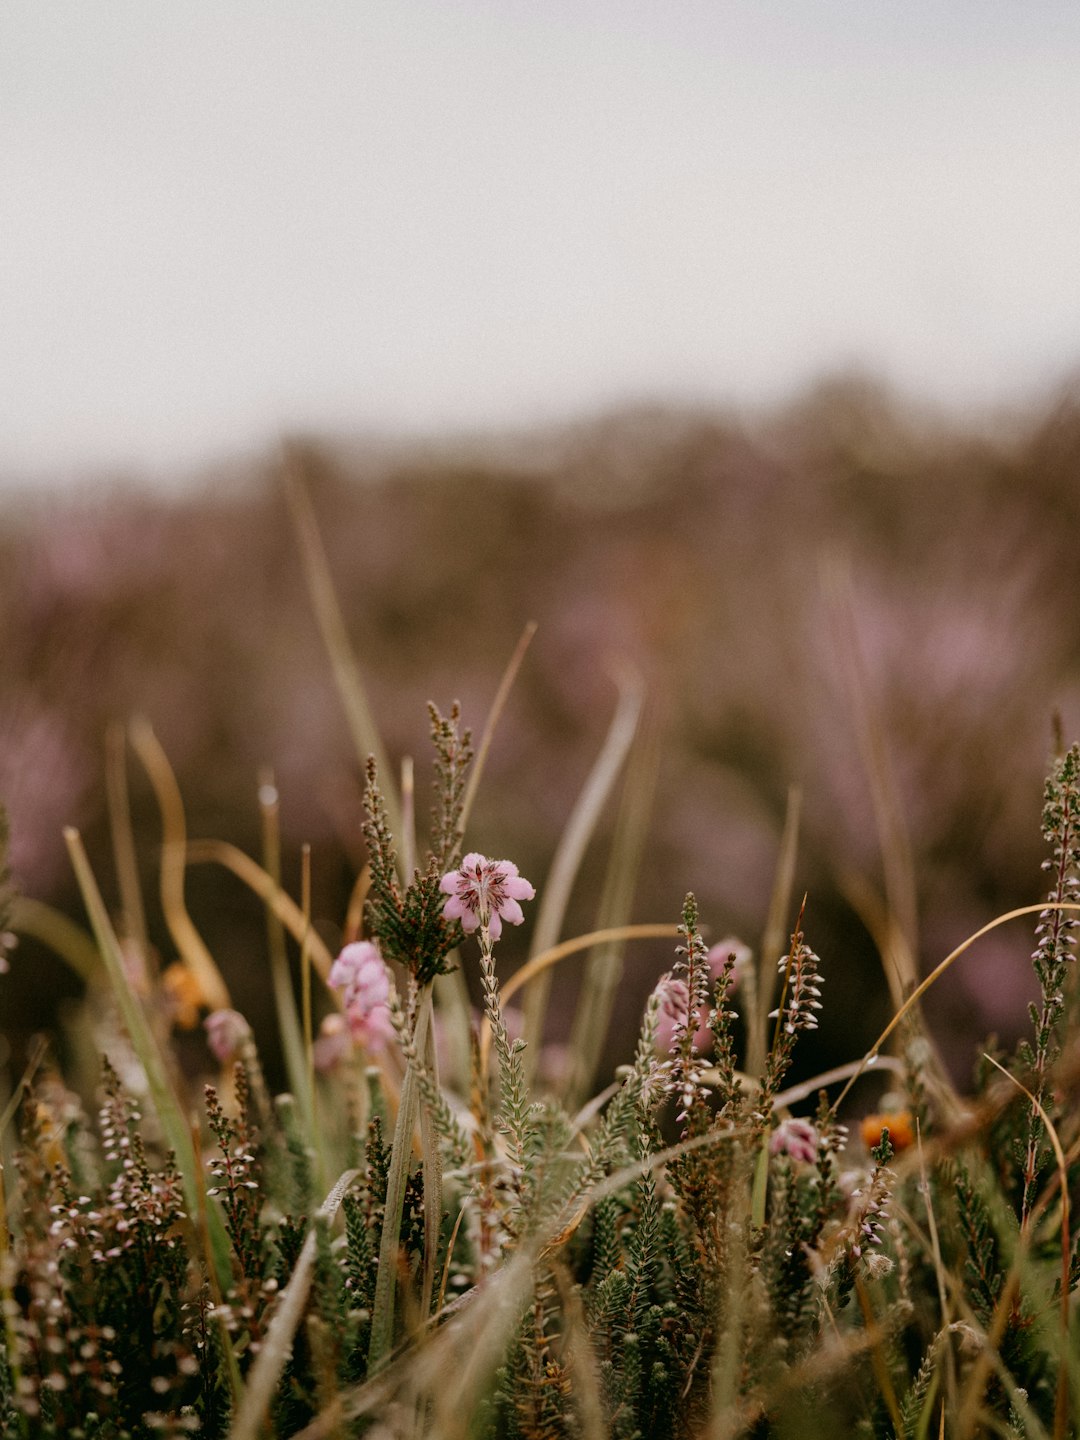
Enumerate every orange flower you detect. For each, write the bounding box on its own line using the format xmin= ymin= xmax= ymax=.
xmin=161 ymin=962 xmax=207 ymax=1030
xmin=860 ymin=1110 xmax=915 ymax=1153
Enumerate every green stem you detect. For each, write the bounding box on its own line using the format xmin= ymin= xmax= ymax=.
xmin=368 ymin=992 xmax=433 ymax=1372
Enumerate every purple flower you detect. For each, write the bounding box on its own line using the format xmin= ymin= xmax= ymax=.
xmin=204 ymin=1009 xmax=252 ymax=1066
xmin=328 ymin=940 xmax=394 ymax=1053
xmin=439 ymin=853 xmax=535 ymax=942
xmin=769 ymin=1117 xmax=819 ymax=1165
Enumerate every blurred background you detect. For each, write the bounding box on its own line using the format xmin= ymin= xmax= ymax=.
xmin=3 ymin=2 xmax=1080 ymax=1095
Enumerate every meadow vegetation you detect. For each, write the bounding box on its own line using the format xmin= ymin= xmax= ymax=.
xmin=1 ymin=386 xmax=1080 ymax=1435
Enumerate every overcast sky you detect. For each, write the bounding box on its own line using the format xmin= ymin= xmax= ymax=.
xmin=3 ymin=2 xmax=1079 ymax=484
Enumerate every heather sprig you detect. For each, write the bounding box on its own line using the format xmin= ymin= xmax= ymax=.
xmin=707 ymin=942 xmax=744 ymax=1114
xmin=446 ymin=853 xmax=538 ymax=1205
xmin=665 ymin=892 xmax=713 ymax=1128
xmin=758 ymin=899 xmax=823 ymax=1123
xmin=428 ymin=701 xmax=474 ymax=873
xmin=1016 ymin=741 xmax=1080 ymax=1223
xmin=361 ymin=755 xmax=460 ymax=984
xmin=360 ymin=703 xmax=473 ymax=985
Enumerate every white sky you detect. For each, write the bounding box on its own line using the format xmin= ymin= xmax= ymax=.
xmin=3 ymin=2 xmax=1080 ymax=483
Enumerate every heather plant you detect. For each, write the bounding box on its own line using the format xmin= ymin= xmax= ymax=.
xmin=2 ymin=521 xmax=1080 ymax=1436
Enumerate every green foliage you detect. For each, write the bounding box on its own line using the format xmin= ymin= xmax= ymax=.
xmin=361 ymin=704 xmax=473 ymax=984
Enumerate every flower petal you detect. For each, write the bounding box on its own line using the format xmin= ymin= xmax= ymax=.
xmin=497 ymin=897 xmax=524 ymax=928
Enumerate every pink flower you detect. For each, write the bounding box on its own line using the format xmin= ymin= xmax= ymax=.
xmin=769 ymin=1117 xmax=819 ymax=1165
xmin=329 ymin=940 xmax=386 ymax=1005
xmin=312 ymin=1013 xmax=351 ymax=1073
xmin=654 ymin=937 xmax=751 ymax=1054
xmin=204 ymin=1008 xmax=252 ymax=1065
xmin=345 ymin=999 xmax=396 ymax=1052
xmin=328 ymin=940 xmax=394 ymax=1053
xmin=439 ymin=853 xmax=535 ymax=942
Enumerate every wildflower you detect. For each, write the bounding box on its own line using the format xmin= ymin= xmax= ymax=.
xmin=329 ymin=940 xmax=386 ymax=1006
xmin=769 ymin=1116 xmax=819 ymax=1164
xmin=439 ymin=852 xmax=535 ymax=942
xmin=328 ymin=940 xmax=394 ymax=1052
xmin=161 ymin=962 xmax=206 ymax=1030
xmin=860 ymin=1109 xmax=915 ymax=1153
xmin=767 ymin=931 xmax=823 ymax=1034
xmin=312 ymin=1013 xmax=351 ymax=1073
xmin=204 ymin=1009 xmax=251 ymax=1066
xmin=346 ymin=999 xmax=395 ymax=1052
xmin=654 ymin=937 xmax=751 ymax=1053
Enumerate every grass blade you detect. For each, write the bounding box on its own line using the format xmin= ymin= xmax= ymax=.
xmin=368 ymin=994 xmax=433 ymax=1372
xmin=283 ymin=450 xmax=402 ymax=853
xmin=227 ymin=1167 xmax=363 ymax=1440
xmin=258 ymin=771 xmax=313 ymax=1119
xmin=562 ymin=708 xmax=658 ymax=1107
xmin=10 ymin=895 xmax=102 ymax=983
xmin=521 ymin=673 xmax=643 ymax=1070
xmin=63 ymin=828 xmax=200 ymax=1217
xmin=185 ymin=837 xmax=334 ymax=979
xmin=129 ymin=717 xmax=231 ymax=1012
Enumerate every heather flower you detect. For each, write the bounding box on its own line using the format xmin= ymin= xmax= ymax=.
xmin=439 ymin=852 xmax=535 ymax=942
xmin=848 ymin=1132 xmax=895 ymax=1261
xmin=653 ymin=974 xmax=691 ymax=1055
xmin=313 ymin=1013 xmax=351 ymax=1073
xmin=767 ymin=932 xmax=823 ymax=1035
xmin=345 ymin=997 xmax=396 ymax=1052
xmin=769 ymin=1116 xmax=819 ymax=1164
xmin=654 ymin=937 xmax=751 ymax=1054
xmin=329 ymin=940 xmax=386 ymax=1005
xmin=328 ymin=940 xmax=394 ymax=1052
xmin=204 ymin=1008 xmax=252 ymax=1066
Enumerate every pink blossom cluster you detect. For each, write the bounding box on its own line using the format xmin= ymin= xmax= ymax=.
xmin=654 ymin=938 xmax=751 ymax=1054
xmin=312 ymin=1013 xmax=351 ymax=1073
xmin=328 ymin=940 xmax=395 ymax=1052
xmin=203 ymin=1008 xmax=252 ymax=1066
xmin=769 ymin=1116 xmax=819 ymax=1165
xmin=439 ymin=853 xmax=535 ymax=942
